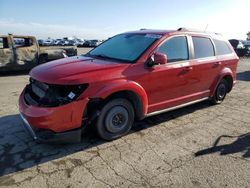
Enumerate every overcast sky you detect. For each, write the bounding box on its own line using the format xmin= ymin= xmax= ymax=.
xmin=0 ymin=0 xmax=249 ymax=40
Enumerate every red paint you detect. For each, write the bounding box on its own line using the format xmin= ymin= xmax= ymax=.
xmin=19 ymin=30 xmax=239 ymax=133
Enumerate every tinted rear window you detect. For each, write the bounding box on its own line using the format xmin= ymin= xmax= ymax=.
xmin=192 ymin=37 xmax=214 ymax=59
xmin=213 ymin=39 xmax=233 ymax=55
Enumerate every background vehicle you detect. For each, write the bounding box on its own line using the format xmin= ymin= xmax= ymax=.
xmin=229 ymin=39 xmax=247 ymax=57
xmin=67 ymin=40 xmax=77 ymax=46
xmin=42 ymin=39 xmax=54 ymax=46
xmin=88 ymin=39 xmax=102 ymax=47
xmin=0 ymin=34 xmax=77 ymax=72
xmin=37 ymin=39 xmax=44 ymax=46
xmin=53 ymin=39 xmax=64 ymax=46
xmin=79 ymin=39 xmax=102 ymax=47
xmin=242 ymin=40 xmax=250 ymax=56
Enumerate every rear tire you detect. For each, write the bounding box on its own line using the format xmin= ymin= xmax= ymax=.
xmin=210 ymin=79 xmax=228 ymax=104
xmin=96 ymin=98 xmax=134 ymax=141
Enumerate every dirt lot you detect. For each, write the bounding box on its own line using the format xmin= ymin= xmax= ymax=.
xmin=0 ymin=55 xmax=249 ymax=187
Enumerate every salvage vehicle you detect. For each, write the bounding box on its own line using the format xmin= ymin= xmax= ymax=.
xmin=0 ymin=34 xmax=77 ymax=72
xmin=19 ymin=28 xmax=239 ymax=143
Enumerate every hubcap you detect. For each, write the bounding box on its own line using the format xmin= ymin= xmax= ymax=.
xmin=105 ymin=106 xmax=129 ymax=133
xmin=112 ymin=113 xmax=126 ymax=126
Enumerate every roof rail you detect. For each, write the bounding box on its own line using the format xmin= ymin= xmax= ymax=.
xmin=177 ymin=27 xmax=222 ymax=36
xmin=177 ymin=27 xmax=187 ymax=31
xmin=177 ymin=27 xmax=203 ymax=32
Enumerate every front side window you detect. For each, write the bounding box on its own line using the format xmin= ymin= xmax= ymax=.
xmin=213 ymin=39 xmax=233 ymax=55
xmin=192 ymin=37 xmax=214 ymax=59
xmin=157 ymin=36 xmax=189 ymax=63
xmin=88 ymin=33 xmax=162 ymax=62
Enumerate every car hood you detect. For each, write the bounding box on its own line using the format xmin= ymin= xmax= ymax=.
xmin=30 ymin=56 xmax=128 ymax=85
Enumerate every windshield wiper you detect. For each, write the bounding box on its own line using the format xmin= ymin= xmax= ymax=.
xmin=86 ymin=53 xmax=131 ymax=63
xmin=91 ymin=54 xmax=114 ymax=60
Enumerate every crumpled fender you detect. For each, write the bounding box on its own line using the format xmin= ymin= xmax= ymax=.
xmin=91 ymin=79 xmax=148 ymax=116
xmin=210 ymin=67 xmax=234 ymax=96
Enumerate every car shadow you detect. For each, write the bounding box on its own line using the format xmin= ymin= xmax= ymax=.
xmin=0 ymin=100 xmax=211 ymax=177
xmin=237 ymin=71 xmax=250 ymax=81
xmin=195 ymin=133 xmax=250 ymax=158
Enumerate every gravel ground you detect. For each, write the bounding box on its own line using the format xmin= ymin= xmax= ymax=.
xmin=0 ymin=56 xmax=249 ymax=188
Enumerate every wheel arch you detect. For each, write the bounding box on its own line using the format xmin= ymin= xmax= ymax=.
xmin=87 ymin=80 xmax=148 ymax=120
xmin=103 ymin=90 xmax=145 ymax=120
xmin=210 ymin=67 xmax=234 ymax=96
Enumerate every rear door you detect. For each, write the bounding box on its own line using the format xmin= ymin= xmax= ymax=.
xmin=0 ymin=36 xmax=14 ymax=67
xmin=188 ymin=35 xmax=221 ymax=95
xmin=213 ymin=38 xmax=238 ymax=84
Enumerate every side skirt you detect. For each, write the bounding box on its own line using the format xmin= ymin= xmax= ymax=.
xmin=146 ymin=97 xmax=209 ymax=117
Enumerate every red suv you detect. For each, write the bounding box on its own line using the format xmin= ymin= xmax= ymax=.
xmin=19 ymin=28 xmax=239 ymax=143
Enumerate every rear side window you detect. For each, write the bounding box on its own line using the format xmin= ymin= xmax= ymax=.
xmin=192 ymin=37 xmax=214 ymax=59
xmin=157 ymin=36 xmax=188 ymax=63
xmin=213 ymin=39 xmax=233 ymax=55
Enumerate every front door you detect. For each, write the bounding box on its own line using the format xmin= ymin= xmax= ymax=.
xmin=140 ymin=35 xmax=199 ymax=113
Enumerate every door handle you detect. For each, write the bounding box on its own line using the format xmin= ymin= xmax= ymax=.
xmin=213 ymin=62 xmax=221 ymax=67
xmin=180 ymin=66 xmax=193 ymax=75
xmin=185 ymin=66 xmax=193 ymax=71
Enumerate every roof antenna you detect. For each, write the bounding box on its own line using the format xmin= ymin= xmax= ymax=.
xmin=204 ymin=24 xmax=208 ymax=32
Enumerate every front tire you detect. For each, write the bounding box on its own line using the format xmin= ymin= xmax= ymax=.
xmin=96 ymin=98 xmax=134 ymax=140
xmin=210 ymin=79 xmax=228 ymax=104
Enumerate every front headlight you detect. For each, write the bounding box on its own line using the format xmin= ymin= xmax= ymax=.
xmin=25 ymin=78 xmax=88 ymax=107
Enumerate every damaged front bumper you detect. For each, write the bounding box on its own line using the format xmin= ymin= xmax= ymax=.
xmin=19 ymin=91 xmax=89 ymax=144
xmin=19 ymin=113 xmax=82 ymax=143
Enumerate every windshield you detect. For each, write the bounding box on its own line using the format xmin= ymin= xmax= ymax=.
xmin=87 ymin=33 xmax=162 ymax=62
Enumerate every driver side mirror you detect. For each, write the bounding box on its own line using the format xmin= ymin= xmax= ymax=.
xmin=147 ymin=52 xmax=167 ymax=67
